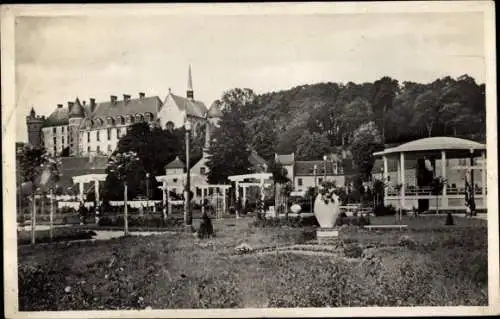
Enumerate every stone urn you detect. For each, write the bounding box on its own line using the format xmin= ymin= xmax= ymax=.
xmin=314 ymin=193 xmax=341 ymax=228
xmin=314 ymin=192 xmax=341 ymax=244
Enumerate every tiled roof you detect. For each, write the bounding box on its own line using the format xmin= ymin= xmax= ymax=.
xmin=165 ymin=156 xmax=185 ymax=170
xmin=207 ymin=101 xmax=223 ymax=118
xmin=90 ymin=96 xmax=162 ymax=120
xmin=169 ymin=93 xmax=208 ymax=118
xmin=275 ymin=153 xmax=295 ymax=165
xmin=295 ymin=160 xmax=340 ymax=176
xmin=43 ymin=105 xmax=69 ymax=127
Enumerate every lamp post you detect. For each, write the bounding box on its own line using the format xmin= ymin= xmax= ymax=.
xmin=146 ymin=172 xmax=150 ymax=211
xmin=323 ymin=155 xmax=327 ymax=182
xmin=184 ymin=120 xmax=192 ymax=227
xmin=469 ymin=148 xmax=475 ymax=215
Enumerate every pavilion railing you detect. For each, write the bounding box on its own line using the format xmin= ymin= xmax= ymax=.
xmin=387 ymin=186 xmax=486 ymax=197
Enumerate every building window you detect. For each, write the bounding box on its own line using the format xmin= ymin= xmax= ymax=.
xmin=53 ymin=146 xmax=57 ymax=154
xmin=298 ymin=178 xmax=303 ymax=186
xmin=318 ymin=178 xmax=323 ymax=184
xmin=107 ymin=128 xmax=111 ymax=140
xmin=87 ymin=146 xmax=91 ymax=154
xmin=96 ymin=146 xmax=100 ymax=154
xmin=96 ymin=130 xmax=100 ymax=142
xmin=200 ymin=167 xmax=206 ymax=175
xmin=333 ymin=163 xmax=338 ymax=175
xmin=62 ymin=137 xmax=64 ymax=145
xmin=62 ymin=126 xmax=64 ymax=133
xmin=87 ymin=132 xmax=90 ymax=143
xmin=53 ymin=137 xmax=56 ymax=145
xmin=53 ymin=127 xmax=56 ymax=134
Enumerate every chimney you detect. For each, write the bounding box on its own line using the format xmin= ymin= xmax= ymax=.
xmin=57 ymin=104 xmax=63 ymax=108
xmin=110 ymin=95 xmax=117 ymax=104
xmin=68 ymin=101 xmax=74 ymax=109
xmin=123 ymin=94 xmax=131 ymax=103
xmin=139 ymin=92 xmax=145 ymax=99
xmin=89 ymin=98 xmax=96 ymax=112
xmin=82 ymin=100 xmax=86 ymax=106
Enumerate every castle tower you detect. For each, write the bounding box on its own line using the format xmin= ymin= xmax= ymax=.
xmin=187 ymin=64 xmax=194 ymax=100
xmin=68 ymin=98 xmax=85 ymax=156
xmin=26 ymin=107 xmax=44 ymax=149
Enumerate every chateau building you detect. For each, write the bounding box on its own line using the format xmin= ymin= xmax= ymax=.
xmin=26 ymin=66 xmax=221 ymax=157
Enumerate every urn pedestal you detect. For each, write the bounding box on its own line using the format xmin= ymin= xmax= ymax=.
xmin=314 ymin=194 xmax=341 ymax=245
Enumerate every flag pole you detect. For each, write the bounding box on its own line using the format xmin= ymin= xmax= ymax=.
xmin=49 ymin=188 xmax=54 ymax=241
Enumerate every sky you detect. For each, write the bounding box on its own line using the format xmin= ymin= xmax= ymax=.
xmin=15 ymin=11 xmax=485 ymax=142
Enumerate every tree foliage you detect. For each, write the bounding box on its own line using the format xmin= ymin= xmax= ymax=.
xmin=350 ymin=122 xmax=384 ymax=180
xmin=206 ymin=90 xmax=252 ymax=184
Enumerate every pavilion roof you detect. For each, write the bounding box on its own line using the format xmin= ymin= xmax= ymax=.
xmin=373 ymin=137 xmax=486 ymax=157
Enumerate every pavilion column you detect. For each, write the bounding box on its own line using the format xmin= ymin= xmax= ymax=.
xmin=441 ymin=150 xmax=448 ymax=208
xmin=79 ymin=182 xmax=84 ymax=202
xmin=162 ymin=182 xmax=167 ymax=215
xmin=201 ymin=187 xmax=205 ymax=215
xmin=222 ymin=188 xmax=227 ymax=219
xmin=242 ymin=187 xmax=247 ymax=208
xmin=94 ymin=180 xmax=100 ymax=205
xmin=400 ymin=152 xmax=406 ymax=210
xmin=235 ymin=182 xmax=240 ymax=219
xmin=481 ymin=151 xmax=486 ymax=206
xmin=382 ymin=155 xmax=388 ymax=199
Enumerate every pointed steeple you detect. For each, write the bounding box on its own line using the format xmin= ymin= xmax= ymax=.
xmin=30 ymin=107 xmax=36 ymax=118
xmin=187 ymin=64 xmax=194 ymax=100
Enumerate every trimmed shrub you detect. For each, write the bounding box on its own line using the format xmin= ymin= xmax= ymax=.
xmin=373 ymin=204 xmax=397 ymax=217
xmin=445 ymin=212 xmax=454 ymax=226
xmin=343 ymin=244 xmax=363 ymax=258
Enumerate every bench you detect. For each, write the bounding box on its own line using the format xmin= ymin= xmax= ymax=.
xmin=364 ymin=224 xmax=408 ymax=231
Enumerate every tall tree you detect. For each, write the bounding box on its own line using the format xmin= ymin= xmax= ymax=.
xmin=372 ymin=76 xmax=400 ymax=142
xmin=349 ymin=122 xmax=384 ymax=181
xmin=206 ymin=104 xmax=251 ymax=184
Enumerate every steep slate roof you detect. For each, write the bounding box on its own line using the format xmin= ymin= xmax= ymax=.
xmin=165 ymin=156 xmax=185 ymax=170
xmin=207 ymin=101 xmax=223 ymax=118
xmin=295 ymin=160 xmax=339 ymax=176
xmin=169 ymin=93 xmax=208 ymax=118
xmin=275 ymin=153 xmax=295 ymax=165
xmin=43 ymin=105 xmax=69 ymax=127
xmin=90 ymin=96 xmax=162 ymax=120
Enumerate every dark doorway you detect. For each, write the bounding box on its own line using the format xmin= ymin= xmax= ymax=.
xmin=416 ymin=157 xmax=434 ymax=212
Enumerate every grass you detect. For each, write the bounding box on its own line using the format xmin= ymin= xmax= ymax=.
xmin=18 ymin=215 xmax=488 ymax=310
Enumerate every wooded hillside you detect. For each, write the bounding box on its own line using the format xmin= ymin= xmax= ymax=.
xmin=239 ymin=75 xmax=485 ymax=161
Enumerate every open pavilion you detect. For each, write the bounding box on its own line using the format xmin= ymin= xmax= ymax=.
xmin=373 ymin=137 xmax=487 ymax=211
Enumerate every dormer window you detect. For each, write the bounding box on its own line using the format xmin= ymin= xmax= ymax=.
xmin=107 ymin=117 xmax=114 ymax=125
xmin=127 ymin=115 xmax=134 ymax=124
xmin=135 ymin=114 xmax=144 ymax=122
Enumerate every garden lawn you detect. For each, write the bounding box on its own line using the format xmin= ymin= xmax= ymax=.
xmin=18 ymin=215 xmax=488 ymax=310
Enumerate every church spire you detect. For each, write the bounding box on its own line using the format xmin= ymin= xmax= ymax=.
xmin=187 ymin=64 xmax=194 ymax=100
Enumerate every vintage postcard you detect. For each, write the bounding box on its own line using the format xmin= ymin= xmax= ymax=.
xmin=2 ymin=2 xmax=498 ymax=318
